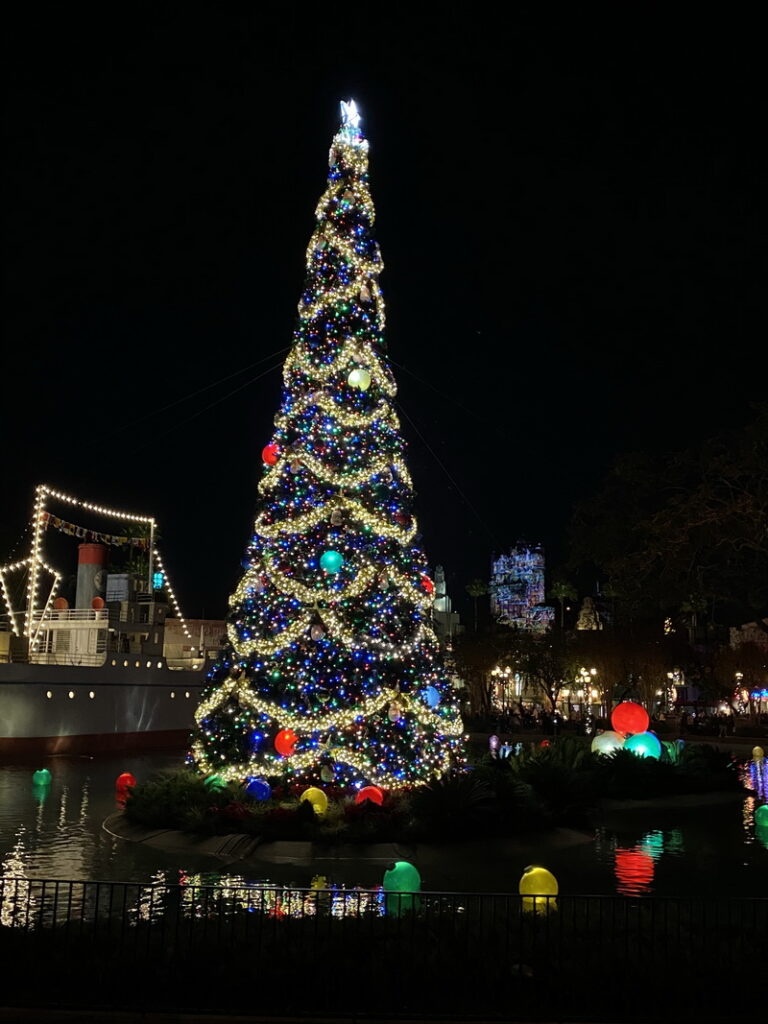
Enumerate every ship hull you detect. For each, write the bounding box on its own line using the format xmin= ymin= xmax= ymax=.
xmin=0 ymin=662 xmax=206 ymax=757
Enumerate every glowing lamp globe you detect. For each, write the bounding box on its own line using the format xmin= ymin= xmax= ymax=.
xmin=625 ymin=731 xmax=662 ymax=760
xmin=32 ymin=768 xmax=52 ymax=786
xmin=275 ymin=728 xmax=298 ymax=757
xmin=611 ymin=701 xmax=649 ymax=736
xmin=300 ymin=786 xmax=328 ymax=816
xmin=262 ymin=442 xmax=280 ymax=466
xmin=591 ymin=730 xmax=625 ymax=756
xmin=115 ymin=771 xmax=137 ymax=792
xmin=245 ymin=777 xmax=271 ymax=801
xmin=422 ymin=685 xmax=440 ymax=708
xmin=383 ymin=860 xmax=421 ymax=917
xmin=755 ymin=804 xmax=768 ymax=828
xmin=319 ymin=550 xmax=343 ymax=573
xmin=753 ymin=746 xmax=765 ymax=761
xmin=519 ymin=865 xmax=558 ymax=915
xmin=347 ymin=367 xmax=372 ymax=391
xmin=355 ymin=785 xmax=384 ymax=806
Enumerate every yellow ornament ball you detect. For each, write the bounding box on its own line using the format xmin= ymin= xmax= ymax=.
xmin=753 ymin=746 xmax=765 ymax=761
xmin=300 ymin=786 xmax=328 ymax=816
xmin=347 ymin=367 xmax=372 ymax=391
xmin=519 ymin=864 xmax=559 ymax=915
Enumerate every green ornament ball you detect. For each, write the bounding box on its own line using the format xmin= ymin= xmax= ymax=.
xmin=32 ymin=768 xmax=52 ymax=786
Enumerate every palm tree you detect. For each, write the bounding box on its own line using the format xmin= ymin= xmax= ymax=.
xmin=548 ymin=579 xmax=578 ymax=630
xmin=465 ymin=579 xmax=488 ymax=632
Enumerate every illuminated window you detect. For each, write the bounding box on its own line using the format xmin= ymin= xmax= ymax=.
xmin=146 ymin=660 xmax=151 ymax=668
xmin=170 ymin=691 xmax=176 ymax=698
xmin=68 ymin=691 xmax=75 ymax=699
xmin=135 ymin=661 xmax=140 ymax=668
xmin=89 ymin=691 xmax=95 ymax=699
xmin=123 ymin=660 xmax=128 ymax=667
xmin=185 ymin=691 xmax=190 ymax=698
xmin=157 ymin=661 xmax=162 ymax=669
xmin=46 ymin=690 xmax=53 ymax=699
xmin=111 ymin=659 xmax=116 ymax=666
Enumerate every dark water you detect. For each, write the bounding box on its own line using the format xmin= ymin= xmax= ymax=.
xmin=1 ymin=752 xmax=766 ymax=898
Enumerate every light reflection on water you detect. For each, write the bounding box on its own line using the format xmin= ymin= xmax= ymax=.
xmin=2 ymin=752 xmax=767 ymax=899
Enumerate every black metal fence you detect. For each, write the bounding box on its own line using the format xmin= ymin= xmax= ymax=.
xmin=1 ymin=877 xmax=765 ymax=1019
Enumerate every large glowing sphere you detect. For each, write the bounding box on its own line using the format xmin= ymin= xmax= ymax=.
xmin=614 ymin=848 xmax=654 ymax=895
xmin=319 ymin=550 xmax=343 ymax=573
xmin=245 ymin=777 xmax=271 ymax=801
xmin=591 ymin=730 xmax=626 ymax=756
xmin=519 ymin=865 xmax=558 ymax=915
xmin=625 ymin=731 xmax=662 ymax=759
xmin=383 ymin=860 xmax=421 ymax=916
xmin=274 ymin=728 xmax=298 ymax=757
xmin=611 ymin=701 xmax=649 ymax=736
xmin=261 ymin=443 xmax=280 ymax=466
xmin=755 ymin=804 xmax=768 ymax=827
xmin=300 ymin=787 xmax=328 ymax=816
xmin=32 ymin=769 xmax=52 ymax=786
xmin=355 ymin=785 xmax=384 ymax=806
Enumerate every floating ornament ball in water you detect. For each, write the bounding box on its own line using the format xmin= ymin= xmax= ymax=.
xmin=519 ymin=865 xmax=558 ymax=914
xmin=115 ymin=771 xmax=137 ymax=793
xmin=32 ymin=769 xmax=52 ymax=786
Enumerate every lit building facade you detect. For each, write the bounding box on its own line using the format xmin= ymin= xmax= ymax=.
xmin=489 ymin=542 xmax=555 ymax=632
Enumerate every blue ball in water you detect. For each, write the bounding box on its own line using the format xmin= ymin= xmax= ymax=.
xmin=245 ymin=777 xmax=271 ymax=801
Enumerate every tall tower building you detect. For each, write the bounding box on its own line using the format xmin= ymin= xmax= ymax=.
xmin=489 ymin=542 xmax=555 ymax=632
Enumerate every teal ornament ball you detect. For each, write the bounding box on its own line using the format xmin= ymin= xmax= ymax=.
xmin=32 ymin=769 xmax=52 ymax=786
xmin=320 ymin=550 xmax=343 ymax=573
xmin=625 ymin=731 xmax=662 ymax=760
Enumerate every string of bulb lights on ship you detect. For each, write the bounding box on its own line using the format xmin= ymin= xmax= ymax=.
xmin=190 ymin=101 xmax=464 ymax=790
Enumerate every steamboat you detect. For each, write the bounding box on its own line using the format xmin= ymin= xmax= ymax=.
xmin=0 ymin=485 xmax=215 ymax=756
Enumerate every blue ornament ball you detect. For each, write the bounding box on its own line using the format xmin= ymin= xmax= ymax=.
xmin=320 ymin=550 xmax=343 ymax=573
xmin=422 ymin=685 xmax=440 ymax=708
xmin=245 ymin=777 xmax=272 ymax=801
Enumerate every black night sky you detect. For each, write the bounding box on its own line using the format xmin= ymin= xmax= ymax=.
xmin=2 ymin=7 xmax=764 ymax=622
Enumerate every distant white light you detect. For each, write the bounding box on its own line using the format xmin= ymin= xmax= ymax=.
xmin=340 ymin=99 xmax=360 ymax=128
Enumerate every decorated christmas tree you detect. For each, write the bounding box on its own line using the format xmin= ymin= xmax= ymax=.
xmin=189 ymin=100 xmax=464 ymax=790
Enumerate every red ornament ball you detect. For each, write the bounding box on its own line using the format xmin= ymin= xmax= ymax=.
xmin=539 ymin=739 xmax=551 ymax=748
xmin=355 ymin=785 xmax=384 ymax=806
xmin=274 ymin=728 xmax=298 ymax=757
xmin=262 ymin=443 xmax=280 ymax=466
xmin=611 ymin=701 xmax=650 ymax=736
xmin=420 ymin=574 xmax=435 ymax=594
xmin=115 ymin=770 xmax=136 ymax=794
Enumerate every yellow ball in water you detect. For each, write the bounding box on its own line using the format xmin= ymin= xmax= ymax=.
xmin=300 ymin=786 xmax=328 ymax=816
xmin=753 ymin=746 xmax=765 ymax=761
xmin=519 ymin=865 xmax=558 ymax=915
